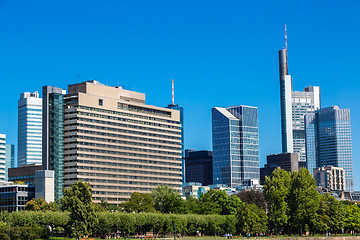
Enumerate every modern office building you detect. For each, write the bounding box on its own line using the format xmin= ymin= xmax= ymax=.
xmin=8 ymin=163 xmax=42 ymax=186
xmin=279 ymin=27 xmax=320 ymax=168
xmin=212 ymin=105 xmax=259 ymax=187
xmin=35 ymin=170 xmax=55 ymax=203
xmin=0 ymin=134 xmax=6 ymax=181
xmin=18 ymin=91 xmax=42 ymax=166
xmin=63 ymin=80 xmax=182 ymax=204
xmin=42 ymin=86 xmax=66 ymax=200
xmin=260 ymin=153 xmax=298 ymax=185
xmin=166 ymin=79 xmax=185 ymax=183
xmin=185 ymin=149 xmax=213 ymax=186
xmin=5 ymin=144 xmax=15 ymax=180
xmin=313 ymin=166 xmax=346 ymax=191
xmin=182 ymin=182 xmax=210 ymax=199
xmin=305 ymin=106 xmax=353 ymax=190
xmin=0 ymin=182 xmax=35 ymax=212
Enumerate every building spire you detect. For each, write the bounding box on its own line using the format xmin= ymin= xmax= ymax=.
xmin=172 ymin=78 xmax=174 ymax=105
xmin=285 ymin=24 xmax=287 ymax=51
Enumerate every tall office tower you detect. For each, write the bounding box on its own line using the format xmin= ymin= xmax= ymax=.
xmin=292 ymin=86 xmax=320 ymax=168
xmin=42 ymin=86 xmax=66 ymax=200
xmin=305 ymin=106 xmax=353 ymax=190
xmin=185 ymin=149 xmax=213 ymax=186
xmin=63 ymin=80 xmax=182 ymax=204
xmin=212 ymin=105 xmax=259 ymax=187
xmin=279 ymin=26 xmax=321 ymax=169
xmin=166 ymin=79 xmax=185 ymax=183
xmin=5 ymin=144 xmax=15 ymax=180
xmin=0 ymin=134 xmax=6 ymax=181
xmin=18 ymin=91 xmax=42 ymax=166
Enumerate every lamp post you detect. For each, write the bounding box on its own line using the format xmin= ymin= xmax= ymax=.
xmin=275 ymin=223 xmax=277 ymax=236
xmin=300 ymin=223 xmax=302 ymax=237
xmin=214 ymin=223 xmax=217 ymax=240
xmin=173 ymin=221 xmax=176 ymax=240
xmin=8 ymin=222 xmax=10 ymax=240
xmin=128 ymin=221 xmax=131 ymax=240
xmin=73 ymin=222 xmax=76 ymax=240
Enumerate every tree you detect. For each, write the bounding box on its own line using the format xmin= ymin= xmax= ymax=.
xmin=151 ymin=185 xmax=185 ymax=213
xmin=25 ymin=197 xmax=58 ymax=211
xmin=263 ymin=168 xmax=291 ymax=234
xmin=318 ymin=193 xmax=344 ymax=233
xmin=237 ymin=189 xmax=266 ymax=210
xmin=288 ymin=168 xmax=321 ymax=234
xmin=344 ymin=204 xmax=360 ymax=234
xmin=184 ymin=196 xmax=200 ymax=214
xmin=121 ymin=192 xmax=155 ymax=213
xmin=236 ymin=203 xmax=267 ymax=235
xmin=61 ymin=181 xmax=98 ymax=237
xmin=198 ymin=190 xmax=242 ymax=215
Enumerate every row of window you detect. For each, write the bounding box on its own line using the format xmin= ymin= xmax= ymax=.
xmin=76 ymin=172 xmax=181 ymax=182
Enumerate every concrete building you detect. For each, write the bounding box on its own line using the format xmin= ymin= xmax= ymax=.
xmin=5 ymin=144 xmax=15 ymax=180
xmin=42 ymin=86 xmax=66 ymax=200
xmin=314 ymin=166 xmax=346 ymax=191
xmin=18 ymin=91 xmax=42 ymax=166
xmin=278 ymin=27 xmax=320 ymax=168
xmin=0 ymin=134 xmax=6 ymax=181
xmin=0 ymin=182 xmax=35 ymax=212
xmin=212 ymin=105 xmax=259 ymax=187
xmin=182 ymin=182 xmax=210 ymax=199
xmin=8 ymin=163 xmax=42 ymax=186
xmin=185 ymin=150 xmax=213 ymax=186
xmin=35 ymin=170 xmax=55 ymax=203
xmin=63 ymin=80 xmax=182 ymax=204
xmin=260 ymin=153 xmax=298 ymax=185
xmin=305 ymin=106 xmax=353 ymax=190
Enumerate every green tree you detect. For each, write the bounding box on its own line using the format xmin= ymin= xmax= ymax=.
xmin=151 ymin=185 xmax=185 ymax=213
xmin=121 ymin=192 xmax=155 ymax=213
xmin=318 ymin=193 xmax=344 ymax=233
xmin=61 ymin=181 xmax=98 ymax=237
xmin=344 ymin=204 xmax=360 ymax=234
xmin=288 ymin=168 xmax=321 ymax=234
xmin=199 ymin=190 xmax=242 ymax=215
xmin=263 ymin=168 xmax=291 ymax=234
xmin=184 ymin=196 xmax=200 ymax=214
xmin=236 ymin=203 xmax=267 ymax=235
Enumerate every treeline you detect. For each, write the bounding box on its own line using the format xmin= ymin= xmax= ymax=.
xmin=1 ymin=168 xmax=359 ymax=239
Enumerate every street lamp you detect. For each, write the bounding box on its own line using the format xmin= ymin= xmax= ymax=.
xmin=275 ymin=223 xmax=277 ymax=236
xmin=214 ymin=223 xmax=217 ymax=240
xmin=300 ymin=224 xmax=302 ymax=237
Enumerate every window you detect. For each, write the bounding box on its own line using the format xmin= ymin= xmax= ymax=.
xmin=99 ymin=99 xmax=103 ymax=106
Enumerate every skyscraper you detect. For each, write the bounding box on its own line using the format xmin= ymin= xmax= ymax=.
xmin=42 ymin=86 xmax=66 ymax=200
xmin=63 ymin=80 xmax=182 ymax=204
xmin=279 ymin=26 xmax=320 ymax=168
xmin=212 ymin=105 xmax=259 ymax=187
xmin=18 ymin=91 xmax=42 ymax=166
xmin=5 ymin=144 xmax=15 ymax=180
xmin=166 ymin=79 xmax=185 ymax=183
xmin=305 ymin=106 xmax=353 ymax=190
xmin=0 ymin=134 xmax=6 ymax=181
xmin=185 ymin=149 xmax=213 ymax=186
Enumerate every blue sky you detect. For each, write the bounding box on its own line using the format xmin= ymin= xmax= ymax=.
xmin=0 ymin=0 xmax=359 ymax=189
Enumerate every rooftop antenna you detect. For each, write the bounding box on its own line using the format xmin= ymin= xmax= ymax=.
xmin=172 ymin=78 xmax=174 ymax=105
xmin=285 ymin=24 xmax=287 ymax=51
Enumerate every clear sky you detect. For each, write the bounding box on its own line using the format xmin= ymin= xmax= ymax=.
xmin=0 ymin=0 xmax=359 ymax=189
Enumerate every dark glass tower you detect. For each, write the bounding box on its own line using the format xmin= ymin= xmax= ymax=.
xmin=42 ymin=86 xmax=65 ymax=200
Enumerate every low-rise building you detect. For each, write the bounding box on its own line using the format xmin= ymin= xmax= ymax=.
xmin=313 ymin=166 xmax=346 ymax=191
xmin=0 ymin=182 xmax=35 ymax=212
xmin=8 ymin=164 xmax=42 ymax=186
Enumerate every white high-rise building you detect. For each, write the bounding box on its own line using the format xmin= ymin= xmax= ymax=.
xmin=18 ymin=92 xmax=42 ymax=166
xmin=292 ymin=86 xmax=320 ymax=168
xmin=0 ymin=134 xmax=6 ymax=181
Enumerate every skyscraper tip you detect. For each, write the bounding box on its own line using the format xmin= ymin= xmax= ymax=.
xmin=172 ymin=78 xmax=174 ymax=105
xmin=285 ymin=24 xmax=287 ymax=51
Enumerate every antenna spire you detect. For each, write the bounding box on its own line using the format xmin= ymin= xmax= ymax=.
xmin=285 ymin=24 xmax=287 ymax=51
xmin=172 ymin=78 xmax=174 ymax=105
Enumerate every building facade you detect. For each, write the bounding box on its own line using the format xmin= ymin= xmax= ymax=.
xmin=8 ymin=163 xmax=42 ymax=186
xmin=185 ymin=149 xmax=213 ymax=186
xmin=0 ymin=134 xmax=5 ymax=181
xmin=313 ymin=166 xmax=346 ymax=191
xmin=5 ymin=144 xmax=15 ymax=180
xmin=305 ymin=106 xmax=353 ymax=190
xmin=212 ymin=105 xmax=259 ymax=187
xmin=63 ymin=80 xmax=182 ymax=204
xmin=18 ymin=91 xmax=42 ymax=166
xmin=0 ymin=182 xmax=35 ymax=212
xmin=42 ymin=86 xmax=66 ymax=200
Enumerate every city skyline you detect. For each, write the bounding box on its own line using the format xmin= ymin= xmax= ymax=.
xmin=0 ymin=1 xmax=359 ymax=190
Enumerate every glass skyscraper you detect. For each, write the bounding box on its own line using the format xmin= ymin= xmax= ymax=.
xmin=18 ymin=92 xmax=42 ymax=166
xmin=5 ymin=144 xmax=15 ymax=180
xmin=42 ymin=86 xmax=65 ymax=200
xmin=305 ymin=106 xmax=353 ymax=191
xmin=212 ymin=105 xmax=259 ymax=187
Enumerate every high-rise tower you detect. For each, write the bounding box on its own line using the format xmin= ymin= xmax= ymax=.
xmin=279 ymin=25 xmax=294 ymax=153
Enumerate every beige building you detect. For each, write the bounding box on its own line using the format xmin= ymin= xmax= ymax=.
xmin=64 ymin=80 xmax=182 ymax=204
xmin=313 ymin=166 xmax=346 ymax=191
